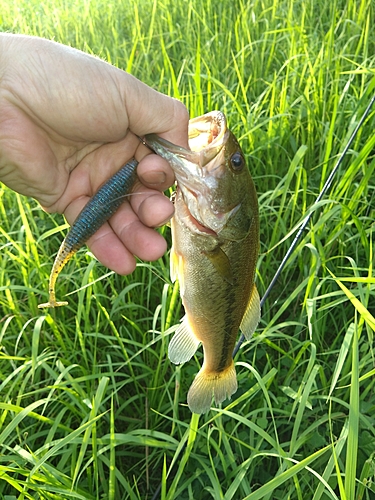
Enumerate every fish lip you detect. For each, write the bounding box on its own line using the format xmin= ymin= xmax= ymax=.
xmin=143 ymin=134 xmax=199 ymax=166
xmin=143 ymin=135 xmax=201 ymax=196
xmin=188 ymin=111 xmax=227 ymax=161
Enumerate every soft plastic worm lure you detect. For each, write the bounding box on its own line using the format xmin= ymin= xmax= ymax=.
xmin=38 ymin=158 xmax=138 ymax=308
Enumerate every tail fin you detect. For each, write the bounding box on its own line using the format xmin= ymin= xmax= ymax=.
xmin=187 ymin=362 xmax=237 ymax=414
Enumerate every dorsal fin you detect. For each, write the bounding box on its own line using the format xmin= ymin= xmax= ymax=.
xmin=240 ymin=285 xmax=261 ymax=340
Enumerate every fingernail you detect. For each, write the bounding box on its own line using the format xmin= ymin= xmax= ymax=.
xmin=156 ymin=213 xmax=174 ymax=227
xmin=140 ymin=171 xmax=166 ymax=185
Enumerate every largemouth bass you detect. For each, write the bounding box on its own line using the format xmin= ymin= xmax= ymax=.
xmin=145 ymin=111 xmax=260 ymax=414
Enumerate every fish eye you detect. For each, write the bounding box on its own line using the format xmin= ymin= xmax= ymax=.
xmin=230 ymin=152 xmax=245 ymax=171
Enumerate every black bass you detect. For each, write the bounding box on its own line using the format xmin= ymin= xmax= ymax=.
xmin=145 ymin=111 xmax=260 ymax=414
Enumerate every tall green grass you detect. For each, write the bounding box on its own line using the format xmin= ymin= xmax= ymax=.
xmin=1 ymin=0 xmax=375 ymax=498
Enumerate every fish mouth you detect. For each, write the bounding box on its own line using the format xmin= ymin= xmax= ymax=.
xmin=187 ymin=111 xmax=227 ymax=159
xmin=143 ymin=111 xmax=228 ymax=174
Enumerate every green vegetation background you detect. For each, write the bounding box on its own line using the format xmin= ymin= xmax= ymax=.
xmin=1 ymin=0 xmax=375 ymax=498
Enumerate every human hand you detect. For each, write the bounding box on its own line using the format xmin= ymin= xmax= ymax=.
xmin=0 ymin=33 xmax=189 ymax=274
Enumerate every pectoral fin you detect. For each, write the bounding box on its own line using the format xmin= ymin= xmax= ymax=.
xmin=240 ymin=285 xmax=261 ymax=340
xmin=168 ymin=316 xmax=200 ymax=365
xmin=204 ymin=247 xmax=233 ymax=284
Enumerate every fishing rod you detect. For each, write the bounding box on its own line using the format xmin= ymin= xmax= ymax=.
xmin=232 ymin=91 xmax=375 ymax=358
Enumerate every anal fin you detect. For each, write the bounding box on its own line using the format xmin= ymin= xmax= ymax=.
xmin=169 ymin=316 xmax=200 ymax=365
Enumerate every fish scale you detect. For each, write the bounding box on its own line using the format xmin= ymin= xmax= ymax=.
xmin=38 ymin=158 xmax=138 ymax=308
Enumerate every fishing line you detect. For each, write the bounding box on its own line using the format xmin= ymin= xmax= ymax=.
xmin=233 ymin=91 xmax=375 ymax=358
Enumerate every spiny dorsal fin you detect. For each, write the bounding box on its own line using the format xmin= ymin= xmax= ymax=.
xmin=240 ymin=285 xmax=261 ymax=340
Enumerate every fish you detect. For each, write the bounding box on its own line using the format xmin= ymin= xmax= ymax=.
xmin=38 ymin=158 xmax=138 ymax=308
xmin=144 ymin=111 xmax=260 ymax=414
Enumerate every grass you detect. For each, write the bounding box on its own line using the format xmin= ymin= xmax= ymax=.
xmin=1 ymin=0 xmax=375 ymax=498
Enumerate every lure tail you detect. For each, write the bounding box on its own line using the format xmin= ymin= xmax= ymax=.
xmin=38 ymin=244 xmax=76 ymax=308
xmin=187 ymin=362 xmax=237 ymax=414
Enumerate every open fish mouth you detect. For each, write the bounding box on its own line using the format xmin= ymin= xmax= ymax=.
xmin=188 ymin=111 xmax=227 ymax=156
xmin=142 ymin=111 xmax=228 ymax=173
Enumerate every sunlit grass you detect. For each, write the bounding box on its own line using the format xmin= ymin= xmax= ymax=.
xmin=1 ymin=0 xmax=375 ymax=498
